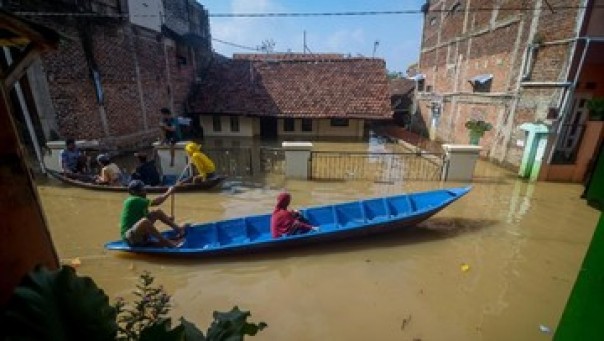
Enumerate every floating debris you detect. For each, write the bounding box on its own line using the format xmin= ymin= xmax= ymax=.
xmin=539 ymin=324 xmax=552 ymax=334
xmin=70 ymin=257 xmax=81 ymax=267
xmin=461 ymin=263 xmax=470 ymax=272
xmin=401 ymin=314 xmax=412 ymax=331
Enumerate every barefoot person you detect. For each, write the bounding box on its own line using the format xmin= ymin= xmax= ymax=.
xmin=120 ymin=180 xmax=187 ymax=248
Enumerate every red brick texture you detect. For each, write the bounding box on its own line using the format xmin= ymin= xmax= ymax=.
xmin=416 ymin=0 xmax=583 ymax=167
xmin=22 ymin=17 xmax=203 ymax=149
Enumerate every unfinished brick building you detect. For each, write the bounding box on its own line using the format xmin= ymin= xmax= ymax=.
xmin=415 ymin=0 xmax=604 ymax=181
xmin=1 ymin=0 xmax=211 ymax=155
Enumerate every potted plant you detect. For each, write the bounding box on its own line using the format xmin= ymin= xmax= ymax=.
xmin=587 ymin=98 xmax=604 ymax=121
xmin=465 ymin=119 xmax=493 ymax=145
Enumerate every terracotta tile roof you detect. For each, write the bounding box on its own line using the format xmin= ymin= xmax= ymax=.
xmin=390 ymin=78 xmax=415 ymax=95
xmin=189 ymin=53 xmax=392 ymax=119
xmin=233 ymin=53 xmax=345 ymax=61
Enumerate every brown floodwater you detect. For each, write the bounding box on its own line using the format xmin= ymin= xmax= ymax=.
xmin=36 ymin=140 xmax=600 ymax=341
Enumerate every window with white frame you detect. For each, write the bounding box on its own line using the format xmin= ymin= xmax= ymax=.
xmin=284 ymin=118 xmax=295 ymax=132
xmin=230 ymin=116 xmax=240 ymax=132
xmin=301 ymin=118 xmax=313 ymax=132
xmin=330 ymin=118 xmax=349 ymax=127
xmin=212 ymin=115 xmax=222 ymax=132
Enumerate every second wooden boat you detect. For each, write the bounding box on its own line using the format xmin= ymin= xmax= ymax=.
xmin=46 ymin=169 xmax=225 ymax=193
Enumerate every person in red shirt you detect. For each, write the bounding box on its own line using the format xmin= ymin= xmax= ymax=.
xmin=270 ymin=192 xmax=319 ymax=238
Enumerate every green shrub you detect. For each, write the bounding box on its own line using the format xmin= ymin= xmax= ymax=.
xmin=464 ymin=119 xmax=493 ymax=134
xmin=2 ymin=266 xmax=267 ymax=341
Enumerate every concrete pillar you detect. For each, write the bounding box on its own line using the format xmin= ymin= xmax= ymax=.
xmin=44 ymin=140 xmax=100 ymax=172
xmin=442 ymin=144 xmax=482 ymax=181
xmin=518 ymin=123 xmax=549 ymax=182
xmin=282 ymin=141 xmax=313 ymax=179
xmin=153 ymin=141 xmax=189 ymax=177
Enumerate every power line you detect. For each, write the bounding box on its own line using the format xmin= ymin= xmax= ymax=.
xmin=212 ymin=38 xmax=259 ymax=51
xmin=209 ymin=6 xmax=597 ymax=17
xmin=11 ymin=5 xmax=601 ymax=19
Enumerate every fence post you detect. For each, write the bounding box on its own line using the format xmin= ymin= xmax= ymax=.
xmin=282 ymin=141 xmax=313 ymax=179
xmin=153 ymin=141 xmax=188 ymax=176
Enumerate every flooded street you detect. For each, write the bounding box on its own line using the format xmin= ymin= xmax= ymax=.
xmin=36 ymin=140 xmax=599 ymax=340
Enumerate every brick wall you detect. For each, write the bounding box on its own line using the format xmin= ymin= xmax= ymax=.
xmin=41 ymin=21 xmax=107 ymax=141
xmin=415 ymin=0 xmax=584 ymax=168
xmin=6 ymin=1 xmax=210 ymax=149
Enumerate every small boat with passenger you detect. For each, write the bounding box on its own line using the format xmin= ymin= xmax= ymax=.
xmin=105 ymin=186 xmax=471 ymax=256
xmin=46 ymin=169 xmax=225 ymax=193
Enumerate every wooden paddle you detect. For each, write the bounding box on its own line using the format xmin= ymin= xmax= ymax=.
xmin=171 ymin=164 xmax=191 ymax=218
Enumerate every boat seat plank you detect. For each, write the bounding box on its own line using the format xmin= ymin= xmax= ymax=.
xmin=335 ymin=202 xmax=365 ymax=228
xmin=245 ymin=215 xmax=272 ymax=241
xmin=387 ymin=195 xmax=413 ymax=217
xmin=216 ymin=219 xmax=250 ymax=245
xmin=358 ymin=201 xmax=367 ymax=223
xmin=194 ymin=223 xmax=220 ymax=248
xmin=362 ymin=198 xmax=389 ymax=222
xmin=407 ymin=196 xmax=417 ymax=212
xmin=382 ymin=198 xmax=392 ymax=218
xmin=305 ymin=206 xmax=337 ymax=232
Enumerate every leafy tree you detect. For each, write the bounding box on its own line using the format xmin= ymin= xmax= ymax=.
xmin=387 ymin=71 xmax=404 ymax=80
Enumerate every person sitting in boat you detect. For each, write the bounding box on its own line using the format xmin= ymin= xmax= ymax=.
xmin=271 ymin=192 xmax=319 ymax=238
xmin=94 ymin=154 xmax=123 ymax=185
xmin=120 ymin=180 xmax=187 ymax=248
xmin=184 ymin=142 xmax=216 ymax=182
xmin=131 ymin=152 xmax=161 ymax=186
xmin=60 ymin=138 xmax=89 ymax=179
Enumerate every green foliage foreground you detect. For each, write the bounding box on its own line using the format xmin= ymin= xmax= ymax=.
xmin=1 ymin=266 xmax=267 ymax=341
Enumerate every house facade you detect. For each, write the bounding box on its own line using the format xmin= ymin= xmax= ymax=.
xmin=415 ymin=0 xmax=604 ymax=182
xmin=189 ymin=53 xmax=392 ymax=139
xmin=1 ymin=0 xmax=211 ymax=150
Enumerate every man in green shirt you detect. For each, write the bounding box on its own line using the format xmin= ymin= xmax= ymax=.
xmin=120 ymin=180 xmax=186 ymax=247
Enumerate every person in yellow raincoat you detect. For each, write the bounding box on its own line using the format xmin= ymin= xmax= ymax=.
xmin=184 ymin=142 xmax=216 ymax=182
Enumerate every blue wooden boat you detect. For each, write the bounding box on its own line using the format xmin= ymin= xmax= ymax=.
xmin=105 ymin=186 xmax=471 ymax=256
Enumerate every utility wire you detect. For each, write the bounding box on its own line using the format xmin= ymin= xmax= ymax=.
xmin=11 ymin=5 xmax=602 ymax=18
xmin=209 ymin=6 xmax=596 ymax=17
xmin=212 ymin=38 xmax=260 ymax=51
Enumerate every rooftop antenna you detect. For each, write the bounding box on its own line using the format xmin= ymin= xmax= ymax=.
xmin=303 ymin=31 xmax=313 ymax=54
xmin=372 ymin=40 xmax=380 ymax=58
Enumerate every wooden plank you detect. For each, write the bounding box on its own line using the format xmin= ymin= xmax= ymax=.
xmin=2 ymin=44 xmax=39 ymax=90
xmin=0 ymin=82 xmax=59 ymax=306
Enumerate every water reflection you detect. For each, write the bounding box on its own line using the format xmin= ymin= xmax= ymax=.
xmin=35 ymin=139 xmax=600 ymax=340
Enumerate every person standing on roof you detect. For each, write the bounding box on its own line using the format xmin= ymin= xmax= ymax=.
xmin=159 ymin=108 xmax=181 ymax=167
